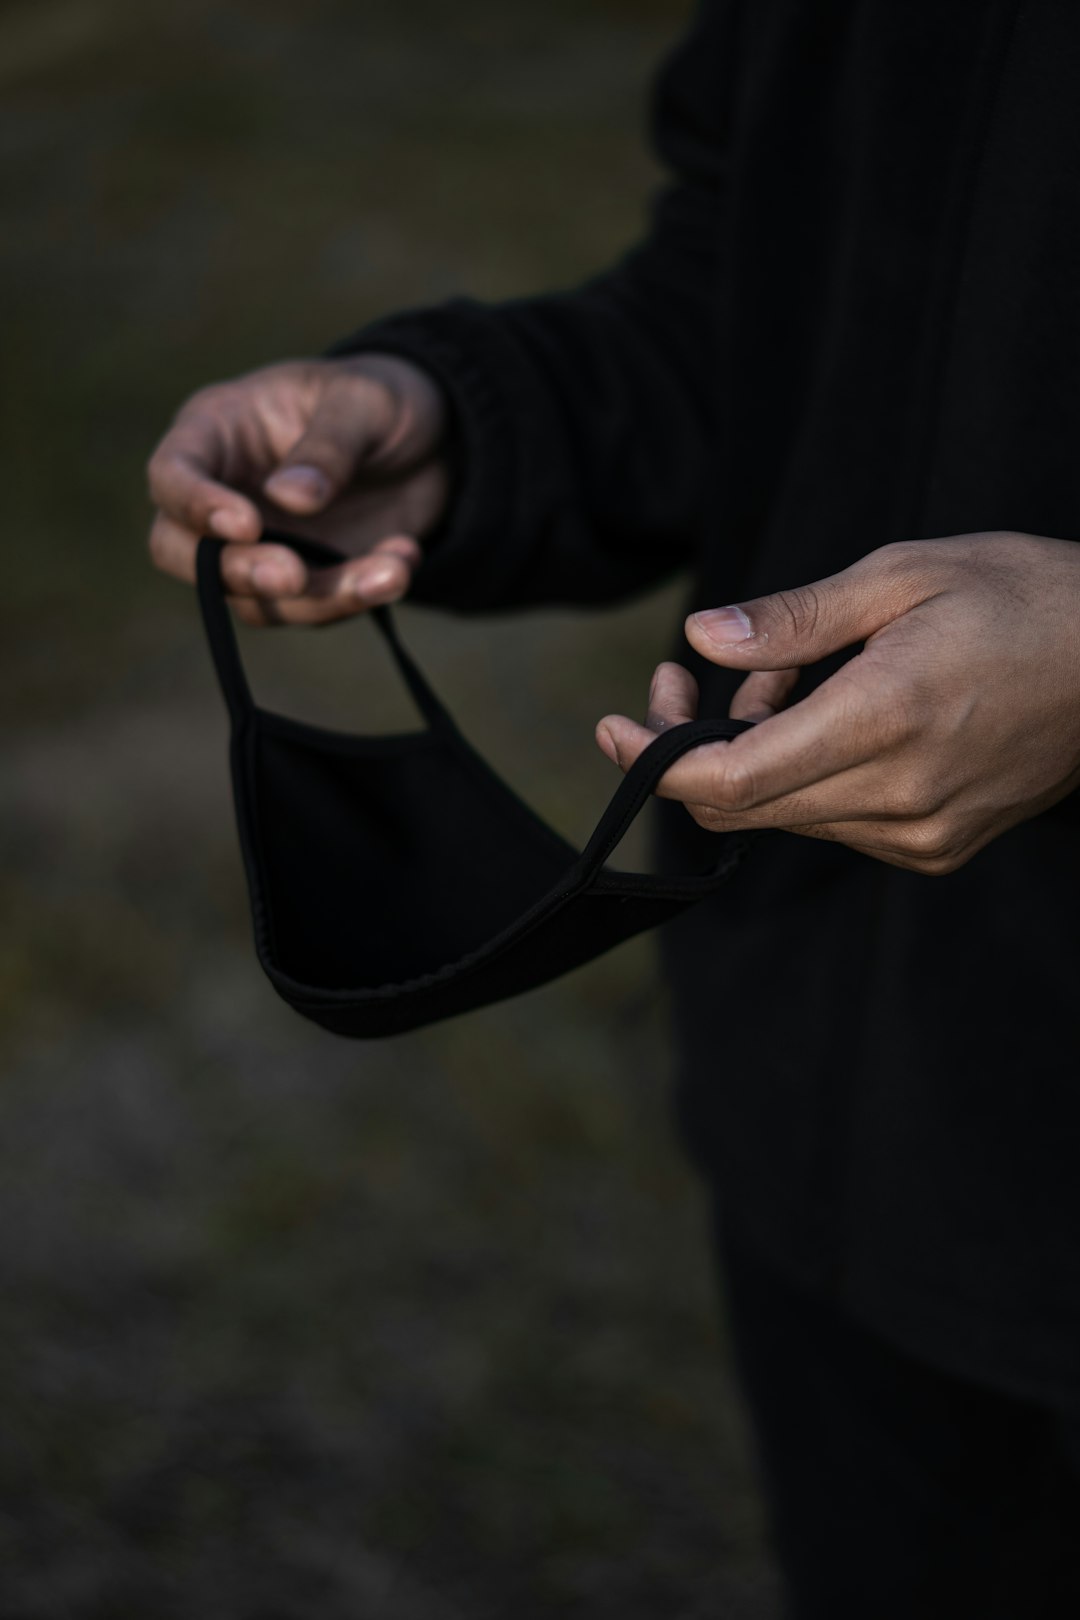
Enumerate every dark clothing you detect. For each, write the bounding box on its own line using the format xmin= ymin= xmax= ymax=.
xmin=330 ymin=0 xmax=1080 ymax=1406
xmin=714 ymin=1209 xmax=1080 ymax=1619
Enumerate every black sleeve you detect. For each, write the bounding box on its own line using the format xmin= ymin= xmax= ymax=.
xmin=325 ymin=1 xmax=738 ymax=612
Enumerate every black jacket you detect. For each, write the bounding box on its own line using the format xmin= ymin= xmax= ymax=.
xmin=330 ymin=0 xmax=1080 ymax=1408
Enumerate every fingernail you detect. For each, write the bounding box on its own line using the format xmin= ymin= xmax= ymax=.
xmin=692 ymin=606 xmax=755 ymax=645
xmin=354 ymin=562 xmax=400 ymax=598
xmin=267 ymin=464 xmax=330 ymax=503
xmin=207 ymin=507 xmax=250 ymax=540
xmin=252 ymin=563 xmax=283 ymax=592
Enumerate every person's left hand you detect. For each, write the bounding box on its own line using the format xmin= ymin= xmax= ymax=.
xmin=594 ymin=532 xmax=1080 ymax=874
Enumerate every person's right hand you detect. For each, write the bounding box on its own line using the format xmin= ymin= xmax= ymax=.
xmin=147 ymin=352 xmax=452 ymax=624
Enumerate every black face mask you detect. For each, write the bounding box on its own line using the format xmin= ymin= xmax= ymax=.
xmin=196 ymin=531 xmax=753 ymax=1038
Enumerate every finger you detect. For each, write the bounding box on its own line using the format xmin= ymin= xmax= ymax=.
xmin=683 ymin=541 xmax=939 ymax=672
xmin=599 ymin=658 xmax=900 ymax=817
xmin=596 ymin=712 xmax=657 ymax=766
xmin=148 ymin=513 xmax=309 ymax=595
xmin=645 ymin=661 xmax=699 ymax=732
xmin=728 ymin=668 xmax=799 ymax=722
xmin=147 ymin=511 xmax=200 ymax=583
xmin=222 ymin=540 xmax=309 ymax=596
xmin=147 ymin=433 xmax=263 ymax=542
xmin=234 ymin=531 xmax=420 ymax=600
xmin=595 ymin=661 xmax=697 ymax=766
xmin=347 ymin=534 xmax=422 ymax=603
xmin=595 ymin=709 xmax=895 ymax=834
xmin=262 ymin=376 xmax=395 ymax=514
xmin=230 ymin=534 xmax=421 ymax=627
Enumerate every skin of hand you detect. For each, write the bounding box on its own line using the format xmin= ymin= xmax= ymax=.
xmin=147 ymin=353 xmax=450 ymax=624
xmin=595 ymin=532 xmax=1080 ymax=875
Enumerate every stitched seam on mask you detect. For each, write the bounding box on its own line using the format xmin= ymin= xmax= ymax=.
xmin=269 ymin=822 xmax=754 ymax=1008
xmin=274 ymin=867 xmax=590 ymax=1004
xmin=267 ymin=795 xmax=591 ymax=1003
xmin=253 ymin=718 xmax=747 ymax=1002
xmin=233 ymin=717 xmax=280 ymax=972
xmin=593 ymin=830 xmax=754 ymax=900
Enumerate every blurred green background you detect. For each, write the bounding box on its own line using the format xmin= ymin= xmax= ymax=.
xmin=1 ymin=2 xmax=779 ymax=1614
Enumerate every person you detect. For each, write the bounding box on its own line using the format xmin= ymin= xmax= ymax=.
xmin=146 ymin=2 xmax=1080 ymax=1614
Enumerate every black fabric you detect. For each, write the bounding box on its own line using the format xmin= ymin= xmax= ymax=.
xmin=713 ymin=1210 xmax=1080 ymax=1620
xmin=324 ymin=1 xmax=1080 ymax=1404
xmin=197 ymin=530 xmax=752 ymax=1037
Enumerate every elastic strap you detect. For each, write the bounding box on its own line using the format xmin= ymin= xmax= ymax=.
xmin=195 ymin=528 xmax=456 ymax=735
xmin=367 ymin=604 xmax=457 ymax=736
xmin=577 ymin=713 xmax=756 ymax=879
xmin=196 ymin=530 xmax=757 ymax=882
xmin=196 ymin=536 xmax=252 ymax=724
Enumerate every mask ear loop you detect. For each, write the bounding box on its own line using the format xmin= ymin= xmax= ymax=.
xmin=367 ymin=604 xmax=458 ymax=739
xmin=197 ymin=529 xmax=755 ymax=874
xmin=576 ymin=713 xmax=757 ymax=882
xmin=196 ymin=528 xmax=458 ymax=738
xmin=196 ymin=537 xmax=254 ymax=727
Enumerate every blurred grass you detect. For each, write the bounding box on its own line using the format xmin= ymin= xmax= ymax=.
xmin=0 ymin=2 xmax=778 ymax=1615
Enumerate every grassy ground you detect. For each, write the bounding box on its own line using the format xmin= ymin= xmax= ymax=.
xmin=1 ymin=2 xmax=780 ymax=1613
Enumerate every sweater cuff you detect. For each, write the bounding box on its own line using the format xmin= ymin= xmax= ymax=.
xmin=323 ymin=298 xmax=523 ymax=611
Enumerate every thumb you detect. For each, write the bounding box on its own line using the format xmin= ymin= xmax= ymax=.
xmin=263 ymin=377 xmax=395 ymax=514
xmin=684 ymin=545 xmax=930 ymax=669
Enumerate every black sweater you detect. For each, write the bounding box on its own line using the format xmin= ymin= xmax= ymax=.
xmin=330 ymin=0 xmax=1080 ymax=1408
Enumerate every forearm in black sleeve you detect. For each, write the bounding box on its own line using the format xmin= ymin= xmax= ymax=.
xmin=326 ymin=0 xmax=738 ymax=613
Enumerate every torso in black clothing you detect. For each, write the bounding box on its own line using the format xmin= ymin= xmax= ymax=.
xmin=658 ymin=0 xmax=1080 ymax=1409
xmin=334 ymin=0 xmax=1080 ymax=1407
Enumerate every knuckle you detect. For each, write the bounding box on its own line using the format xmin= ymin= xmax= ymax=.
xmin=916 ymin=851 xmax=968 ymax=877
xmin=709 ymin=755 xmax=759 ymax=813
xmin=875 ymin=539 xmax=923 ymax=573
xmin=893 ymin=818 xmax=961 ymax=864
xmin=297 ymin=427 xmax=354 ymax=480
xmin=895 ymin=770 xmax=943 ymax=819
xmin=870 ymin=538 xmax=952 ymax=603
xmin=773 ymin=584 xmax=823 ymax=643
xmin=874 ymin=539 xmax=943 ymax=584
xmin=177 ymin=492 xmax=210 ymax=530
xmin=343 ymin=356 xmax=404 ymax=413
xmin=220 ymin=550 xmax=255 ymax=592
xmin=688 ymin=801 xmax=724 ymax=832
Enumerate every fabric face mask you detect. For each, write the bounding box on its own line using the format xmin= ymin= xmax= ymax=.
xmin=196 ymin=531 xmax=753 ymax=1038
